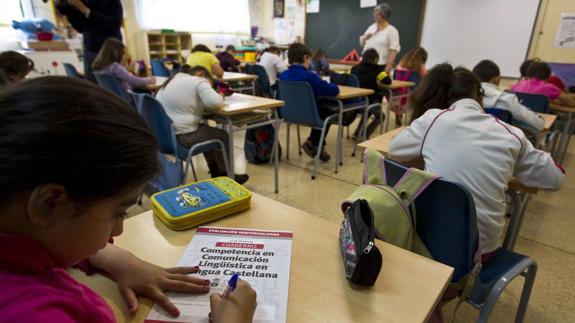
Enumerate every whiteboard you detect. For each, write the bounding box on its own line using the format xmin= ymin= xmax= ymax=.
xmin=420 ymin=0 xmax=540 ymax=78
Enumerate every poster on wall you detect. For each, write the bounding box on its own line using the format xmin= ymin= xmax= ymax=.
xmin=274 ymin=0 xmax=285 ymax=18
xmin=274 ymin=0 xmax=305 ymax=44
xmin=307 ymin=0 xmax=319 ymax=13
xmin=360 ymin=0 xmax=377 ymax=8
xmin=554 ymin=13 xmax=575 ymax=48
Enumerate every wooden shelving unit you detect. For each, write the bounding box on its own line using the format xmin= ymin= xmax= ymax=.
xmin=145 ymin=31 xmax=192 ymax=64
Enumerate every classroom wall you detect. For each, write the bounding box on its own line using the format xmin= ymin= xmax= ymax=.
xmin=529 ymin=0 xmax=575 ymax=63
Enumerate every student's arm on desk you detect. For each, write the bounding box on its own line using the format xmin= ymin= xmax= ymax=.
xmin=309 ymin=73 xmax=339 ymax=97
xmin=389 ymin=110 xmax=439 ymax=161
xmin=198 ymin=79 xmax=225 ymax=111
xmin=554 ymin=92 xmax=575 ymax=107
xmin=514 ymin=135 xmax=565 ymax=190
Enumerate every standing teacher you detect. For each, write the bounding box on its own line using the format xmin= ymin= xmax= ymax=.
xmin=55 ymin=0 xmax=123 ymax=82
xmin=359 ymin=3 xmax=400 ymax=73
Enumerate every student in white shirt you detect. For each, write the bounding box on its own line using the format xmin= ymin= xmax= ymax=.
xmin=155 ymin=65 xmax=249 ymax=184
xmin=359 ymin=3 xmax=401 ymax=72
xmin=257 ymin=46 xmax=287 ymax=88
xmin=389 ymin=63 xmax=564 ymax=257
xmin=472 ymin=60 xmax=544 ymax=133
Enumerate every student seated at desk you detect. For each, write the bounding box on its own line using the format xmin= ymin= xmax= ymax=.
xmin=187 ymin=44 xmax=224 ymax=79
xmin=257 ymin=46 xmax=287 ymax=89
xmin=512 ymin=61 xmax=575 ymax=107
xmin=309 ymin=49 xmax=330 ymax=76
xmin=396 ymin=46 xmax=428 ymax=78
xmin=473 ymin=59 xmax=544 ymax=133
xmin=389 ymin=63 xmax=565 ymax=258
xmin=92 ymin=38 xmax=155 ymax=92
xmin=279 ymin=43 xmax=342 ymax=162
xmin=0 ymin=51 xmax=35 ymax=85
xmin=156 ymin=65 xmax=249 ymax=184
xmin=350 ymin=48 xmax=391 ymax=139
xmin=0 ymin=76 xmax=257 ymax=323
xmin=216 ymin=45 xmax=241 ymax=72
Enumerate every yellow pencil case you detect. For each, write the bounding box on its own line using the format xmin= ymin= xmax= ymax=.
xmin=151 ymin=177 xmax=252 ymax=230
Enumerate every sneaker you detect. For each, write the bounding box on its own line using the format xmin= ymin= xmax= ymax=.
xmin=234 ymin=174 xmax=249 ymax=185
xmin=302 ymin=140 xmax=331 ymax=162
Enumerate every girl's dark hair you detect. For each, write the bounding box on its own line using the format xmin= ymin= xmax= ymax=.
xmin=0 ymin=76 xmax=159 ymax=202
xmin=0 ymin=51 xmax=35 ymax=82
xmin=92 ymin=37 xmax=125 ymax=71
xmin=525 ymin=61 xmax=551 ymax=80
xmin=398 ymin=47 xmax=428 ymax=72
xmin=158 ymin=64 xmax=214 ymax=91
xmin=519 ymin=58 xmax=540 ymax=77
xmin=287 ymin=43 xmax=312 ymax=64
xmin=192 ymin=44 xmax=212 ymax=53
xmin=472 ymin=59 xmax=500 ymax=82
xmin=225 ymin=45 xmax=236 ymax=52
xmin=410 ymin=63 xmax=482 ymax=122
xmin=0 ymin=69 xmax=10 ymax=88
xmin=361 ymin=49 xmax=379 ymax=64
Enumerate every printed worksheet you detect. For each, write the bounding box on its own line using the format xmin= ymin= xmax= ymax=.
xmin=145 ymin=227 xmax=293 ymax=323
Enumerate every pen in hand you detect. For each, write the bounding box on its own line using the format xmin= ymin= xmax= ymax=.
xmin=222 ymin=273 xmax=239 ymax=298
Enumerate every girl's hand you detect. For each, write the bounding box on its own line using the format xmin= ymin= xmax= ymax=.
xmin=209 ymin=280 xmax=257 ymax=323
xmin=90 ymin=245 xmax=210 ymax=317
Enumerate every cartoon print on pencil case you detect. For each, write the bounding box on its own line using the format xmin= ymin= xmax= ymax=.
xmin=176 ymin=187 xmax=202 ymax=207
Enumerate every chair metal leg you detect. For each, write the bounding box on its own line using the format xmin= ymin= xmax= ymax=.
xmin=313 ymin=115 xmax=338 ymax=180
xmin=274 ymin=113 xmax=280 ymax=193
xmin=190 ymin=159 xmax=198 ymax=182
xmin=346 ymin=126 xmax=350 ymax=139
xmin=296 ymin=125 xmax=302 ymax=155
xmin=476 ymin=258 xmax=537 ymax=323
xmin=286 ymin=123 xmax=290 ymax=160
xmin=515 ymin=262 xmax=537 ymax=323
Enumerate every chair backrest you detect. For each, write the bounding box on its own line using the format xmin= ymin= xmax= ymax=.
xmin=245 ymin=64 xmax=271 ymax=95
xmin=63 ymin=63 xmax=81 ymax=78
xmin=514 ymin=91 xmax=549 ymax=113
xmin=276 ymin=80 xmax=323 ymax=127
xmin=394 ymin=69 xmax=421 ymax=85
xmin=151 ymin=59 xmax=170 ymax=77
xmin=484 ymin=107 xmax=513 ymax=124
xmin=131 ymin=92 xmax=178 ymax=155
xmin=93 ymin=72 xmax=131 ymax=103
xmin=330 ymin=72 xmax=360 ymax=87
xmin=383 ymin=159 xmax=479 ymax=281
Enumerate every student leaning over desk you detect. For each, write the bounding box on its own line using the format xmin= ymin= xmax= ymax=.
xmin=187 ymin=44 xmax=225 ymax=79
xmin=472 ymin=59 xmax=545 ymax=134
xmin=0 ymin=77 xmax=256 ymax=323
xmin=389 ymin=63 xmax=565 ymax=257
xmin=513 ymin=61 xmax=575 ymax=108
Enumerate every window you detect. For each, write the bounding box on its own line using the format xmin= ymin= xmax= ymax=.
xmin=136 ymin=0 xmax=250 ymax=34
xmin=0 ymin=0 xmax=23 ymax=24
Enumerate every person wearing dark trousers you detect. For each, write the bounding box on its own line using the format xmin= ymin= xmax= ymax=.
xmin=55 ymin=0 xmax=123 ymax=83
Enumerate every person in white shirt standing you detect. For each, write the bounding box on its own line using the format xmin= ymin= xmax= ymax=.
xmin=257 ymin=46 xmax=288 ymax=89
xmin=473 ymin=60 xmax=545 ymax=134
xmin=389 ymin=63 xmax=564 ymax=257
xmin=156 ymin=65 xmax=249 ymax=184
xmin=359 ymin=3 xmax=401 ymax=73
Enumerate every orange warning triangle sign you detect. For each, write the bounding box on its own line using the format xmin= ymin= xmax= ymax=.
xmin=339 ymin=49 xmax=361 ymax=64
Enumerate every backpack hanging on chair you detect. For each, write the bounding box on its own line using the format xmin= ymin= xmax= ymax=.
xmin=145 ymin=153 xmax=184 ymax=196
xmin=244 ymin=125 xmax=281 ymax=164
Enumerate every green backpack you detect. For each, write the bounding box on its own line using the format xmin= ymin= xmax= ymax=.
xmin=344 ymin=149 xmax=482 ymax=319
xmin=343 ymin=149 xmax=438 ymax=258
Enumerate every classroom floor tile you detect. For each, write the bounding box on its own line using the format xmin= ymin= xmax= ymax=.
xmin=128 ymin=115 xmax=575 ymax=323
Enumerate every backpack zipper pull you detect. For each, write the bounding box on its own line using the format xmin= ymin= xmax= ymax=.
xmin=364 ymin=241 xmax=374 ymax=254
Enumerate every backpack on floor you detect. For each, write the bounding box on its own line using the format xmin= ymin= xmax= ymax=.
xmin=145 ymin=153 xmax=184 ymax=196
xmin=244 ymin=125 xmax=281 ymax=164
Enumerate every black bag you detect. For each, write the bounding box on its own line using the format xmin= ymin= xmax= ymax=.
xmin=339 ymin=199 xmax=382 ymax=286
xmin=244 ymin=125 xmax=281 ymax=164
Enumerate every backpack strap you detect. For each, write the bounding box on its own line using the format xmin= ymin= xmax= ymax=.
xmin=363 ymin=149 xmax=387 ymax=185
xmin=393 ymin=167 xmax=439 ymax=201
xmin=449 ymin=247 xmax=483 ymax=322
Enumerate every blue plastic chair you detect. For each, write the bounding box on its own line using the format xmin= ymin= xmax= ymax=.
xmin=130 ymin=92 xmax=230 ymax=185
xmin=244 ymin=64 xmax=272 ymax=97
xmin=514 ymin=92 xmax=549 ymax=113
xmin=151 ymin=59 xmax=170 ymax=77
xmin=276 ymin=80 xmax=339 ymax=179
xmin=93 ymin=72 xmax=131 ymax=103
xmin=63 ymin=63 xmax=82 ymax=79
xmin=484 ymin=107 xmax=513 ymax=124
xmin=383 ymin=159 xmax=537 ymax=322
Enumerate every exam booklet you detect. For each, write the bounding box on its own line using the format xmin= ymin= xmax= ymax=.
xmin=145 ymin=227 xmax=293 ymax=323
